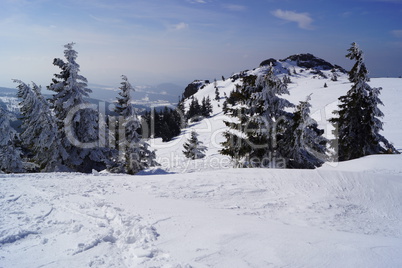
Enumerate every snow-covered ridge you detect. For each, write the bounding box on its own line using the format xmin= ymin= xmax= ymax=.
xmin=154 ymin=75 xmax=401 ymax=173
xmin=158 ymin=54 xmax=402 ymax=174
xmin=182 ymin=53 xmax=347 ymax=102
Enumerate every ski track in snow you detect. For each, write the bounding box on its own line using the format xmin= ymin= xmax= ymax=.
xmin=0 ymin=173 xmax=190 ymax=267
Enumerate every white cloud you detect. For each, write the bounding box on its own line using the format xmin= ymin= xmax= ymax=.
xmin=223 ymin=4 xmax=247 ymax=11
xmin=188 ymin=0 xmax=207 ymax=3
xmin=173 ymin=22 xmax=189 ymax=30
xmin=341 ymin=11 xmax=353 ymax=18
xmin=391 ymin=30 xmax=402 ymax=38
xmin=89 ymin=14 xmax=121 ymax=24
xmin=272 ymin=9 xmax=314 ymax=30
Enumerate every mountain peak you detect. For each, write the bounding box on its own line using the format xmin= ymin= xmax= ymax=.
xmin=259 ymin=58 xmax=278 ymax=67
xmin=259 ymin=53 xmax=346 ymax=73
xmin=281 ymin=53 xmax=337 ymax=71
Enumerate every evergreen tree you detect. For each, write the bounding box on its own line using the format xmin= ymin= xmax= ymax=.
xmin=177 ymin=97 xmax=186 ymax=118
xmin=222 ymin=99 xmax=228 ymax=114
xmin=111 ymin=75 xmax=157 ymax=174
xmin=215 ymin=87 xmax=220 ymax=101
xmin=201 ymin=96 xmax=213 ymax=117
xmin=141 ymin=106 xmax=184 ymax=142
xmin=48 ymin=42 xmax=110 ymax=172
xmin=283 ymin=75 xmax=292 ymax=84
xmin=0 ymin=106 xmax=24 ymax=173
xmin=331 ymin=71 xmax=338 ymax=81
xmin=330 ymin=42 xmax=398 ymax=161
xmin=183 ymin=130 xmax=207 ymax=160
xmin=186 ymin=97 xmax=202 ymax=121
xmin=160 ymin=107 xmax=178 ymax=142
xmin=153 ymin=108 xmax=163 ymax=138
xmin=248 ymin=66 xmax=294 ymax=167
xmin=140 ymin=110 xmax=151 ymax=139
xmin=283 ymin=95 xmax=328 ymax=169
xmin=159 ymin=121 xmax=173 ymax=142
xmin=221 ymin=65 xmax=294 ymax=168
xmin=221 ymin=77 xmax=262 ymax=166
xmin=15 ymin=80 xmax=65 ymax=172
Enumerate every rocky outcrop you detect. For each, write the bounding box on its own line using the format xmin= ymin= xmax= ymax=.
xmin=259 ymin=53 xmax=347 ymax=75
xmin=259 ymin=58 xmax=278 ymax=67
xmin=281 ymin=53 xmax=341 ymax=71
xmin=183 ymin=80 xmax=210 ymax=99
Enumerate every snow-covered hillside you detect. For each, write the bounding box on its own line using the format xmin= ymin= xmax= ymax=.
xmin=1 ymin=55 xmax=402 ymax=267
xmin=150 ymin=57 xmax=401 ymax=173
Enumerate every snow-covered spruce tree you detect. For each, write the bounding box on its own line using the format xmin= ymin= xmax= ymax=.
xmin=248 ymin=65 xmax=295 ymax=168
xmin=201 ymin=96 xmax=213 ymax=117
xmin=183 ymin=130 xmax=207 ymax=160
xmin=177 ymin=97 xmax=186 ymax=118
xmin=220 ymin=76 xmax=258 ymax=166
xmin=283 ymin=95 xmax=328 ymax=169
xmin=160 ymin=107 xmax=182 ymax=142
xmin=329 ymin=42 xmax=398 ymax=161
xmin=48 ymin=42 xmax=111 ymax=173
xmin=221 ymin=65 xmax=294 ymax=168
xmin=186 ymin=97 xmax=202 ymax=121
xmin=0 ymin=106 xmax=24 ymax=173
xmin=15 ymin=80 xmax=66 ymax=172
xmin=111 ymin=75 xmax=157 ymax=174
xmin=215 ymin=87 xmax=220 ymax=101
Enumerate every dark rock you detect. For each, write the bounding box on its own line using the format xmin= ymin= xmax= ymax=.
xmin=310 ymin=69 xmax=328 ymax=79
xmin=230 ymin=70 xmax=249 ymax=82
xmin=182 ymin=80 xmax=208 ymax=99
xmin=334 ymin=64 xmax=348 ymax=73
xmin=281 ymin=53 xmax=335 ymax=70
xmin=260 ymin=58 xmax=278 ymax=67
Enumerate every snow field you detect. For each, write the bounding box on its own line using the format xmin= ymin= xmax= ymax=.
xmin=1 ymin=165 xmax=402 ymax=267
xmin=1 ymin=64 xmax=402 ymax=267
xmin=0 ymin=173 xmax=174 ymax=267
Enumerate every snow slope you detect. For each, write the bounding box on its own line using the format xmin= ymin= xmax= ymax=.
xmin=1 ymin=60 xmax=402 ymax=267
xmin=1 ymin=166 xmax=402 ymax=267
xmin=149 ymin=64 xmax=401 ymax=173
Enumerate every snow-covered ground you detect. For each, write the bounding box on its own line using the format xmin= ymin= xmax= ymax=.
xmin=1 ymin=160 xmax=402 ymax=267
xmin=1 ymin=64 xmax=402 ymax=267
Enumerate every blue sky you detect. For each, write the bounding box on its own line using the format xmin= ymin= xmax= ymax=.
xmin=0 ymin=0 xmax=401 ymax=89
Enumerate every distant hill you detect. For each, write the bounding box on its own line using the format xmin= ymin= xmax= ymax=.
xmin=0 ymin=81 xmax=185 ymax=116
xmin=179 ymin=53 xmax=347 ymax=101
xmin=89 ymin=82 xmax=184 ymax=108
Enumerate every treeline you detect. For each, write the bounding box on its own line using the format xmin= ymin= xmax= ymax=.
xmin=140 ymin=95 xmax=213 ymax=142
xmin=141 ymin=107 xmax=183 ymax=142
